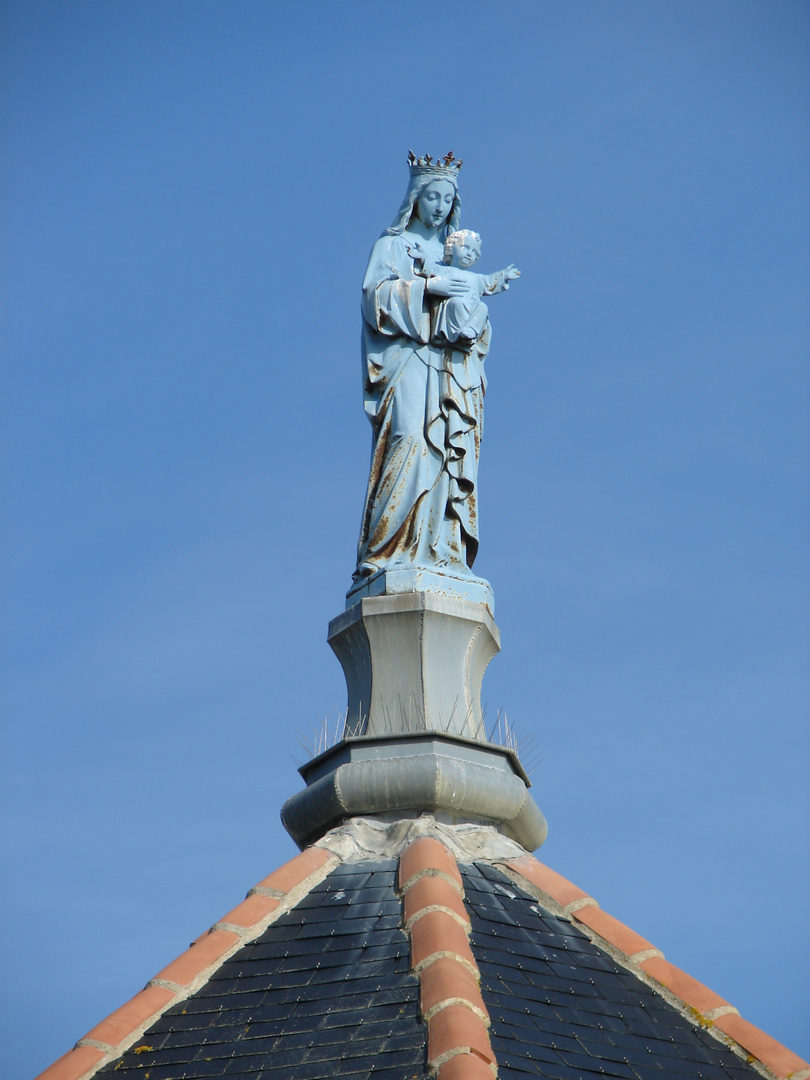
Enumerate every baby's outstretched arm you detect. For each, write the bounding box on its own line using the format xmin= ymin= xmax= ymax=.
xmin=483 ymin=264 xmax=521 ymax=294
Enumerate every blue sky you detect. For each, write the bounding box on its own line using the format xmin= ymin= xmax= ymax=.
xmin=2 ymin=2 xmax=808 ymax=1076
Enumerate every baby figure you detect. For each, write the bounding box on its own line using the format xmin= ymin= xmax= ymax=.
xmin=410 ymin=229 xmax=521 ymax=346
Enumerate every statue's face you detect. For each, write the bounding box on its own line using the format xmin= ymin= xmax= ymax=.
xmin=450 ymin=235 xmax=481 ymax=268
xmin=415 ymin=180 xmax=456 ymax=228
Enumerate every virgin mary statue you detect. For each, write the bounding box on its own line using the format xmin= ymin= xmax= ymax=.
xmin=351 ymin=152 xmax=492 ymax=593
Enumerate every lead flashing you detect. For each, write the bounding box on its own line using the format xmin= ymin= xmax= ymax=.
xmin=282 ymin=735 xmax=547 ymax=851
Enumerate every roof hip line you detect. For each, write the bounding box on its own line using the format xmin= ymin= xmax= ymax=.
xmin=34 ymin=846 xmax=339 ymax=1080
xmin=501 ymin=854 xmax=810 ymax=1080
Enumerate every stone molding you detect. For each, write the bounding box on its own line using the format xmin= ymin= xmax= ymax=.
xmin=281 ymin=732 xmax=548 ymax=851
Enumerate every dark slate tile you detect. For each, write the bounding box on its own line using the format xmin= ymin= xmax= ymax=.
xmin=498 ymin=1052 xmax=584 ymax=1079
xmin=463 ymin=864 xmax=762 ymax=1080
xmin=261 ymin=1060 xmax=334 ymax=1080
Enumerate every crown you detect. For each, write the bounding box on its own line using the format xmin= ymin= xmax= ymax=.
xmin=407 ymin=150 xmax=463 ymax=178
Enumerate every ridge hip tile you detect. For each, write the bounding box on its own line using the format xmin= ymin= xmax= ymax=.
xmin=404 ymin=875 xmax=471 ymax=927
xmin=33 ymin=1045 xmax=106 ymax=1080
xmin=571 ymin=904 xmax=659 ymax=959
xmin=399 ymin=838 xmax=464 ymax=893
xmin=151 ymin=927 xmax=241 ymax=987
xmin=437 ymin=1051 xmax=497 ymax=1079
xmin=253 ymin=845 xmax=336 ymax=894
xmin=420 ymin=956 xmax=489 ymax=1021
xmin=427 ymin=1003 xmax=496 ymax=1068
xmin=214 ymin=892 xmax=280 ymax=930
xmin=410 ymin=910 xmax=476 ymax=971
xmin=80 ymin=984 xmax=175 ymax=1048
xmin=504 ymin=856 xmax=591 ymax=908
xmin=638 ymin=956 xmax=731 ymax=1015
xmin=713 ymin=1012 xmax=810 ymax=1079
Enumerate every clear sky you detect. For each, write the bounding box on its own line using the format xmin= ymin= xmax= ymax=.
xmin=2 ymin=3 xmax=808 ymax=1076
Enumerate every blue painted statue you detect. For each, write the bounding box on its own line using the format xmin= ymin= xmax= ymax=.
xmin=352 ymin=152 xmax=520 ymax=589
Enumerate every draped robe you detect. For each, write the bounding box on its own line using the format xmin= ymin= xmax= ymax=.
xmin=354 ymin=232 xmax=489 ymax=579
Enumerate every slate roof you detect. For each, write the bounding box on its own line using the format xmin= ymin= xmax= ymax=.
xmin=466 ymin=861 xmax=765 ymax=1080
xmin=39 ymin=833 xmax=809 ymax=1080
xmin=92 ymin=860 xmax=424 ymax=1080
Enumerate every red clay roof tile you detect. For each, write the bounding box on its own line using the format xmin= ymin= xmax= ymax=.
xmin=505 ymin=855 xmax=591 ymax=907
xmin=404 ymin=874 xmax=471 ymax=927
xmin=81 ymin=984 xmax=175 ymax=1048
xmin=151 ymin=927 xmax=241 ymax=987
xmin=639 ymin=955 xmax=731 ymax=1014
xmin=410 ymin=909 xmax=476 ymax=972
xmin=714 ymin=1012 xmax=810 ymax=1079
xmin=252 ymin=844 xmax=334 ymax=892
xmin=572 ymin=903 xmax=660 ymax=958
xmin=420 ymin=955 xmax=489 ymax=1020
xmin=399 ymin=837 xmax=464 ymax=891
xmin=437 ymin=1052 xmax=496 ymax=1080
xmin=215 ymin=892 xmax=280 ymax=929
xmin=34 ymin=1045 xmax=106 ymax=1080
xmin=427 ymin=1003 xmax=496 ymax=1068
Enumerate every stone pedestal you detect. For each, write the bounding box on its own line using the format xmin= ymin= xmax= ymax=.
xmin=328 ymin=592 xmax=499 ymax=740
xmin=281 ymin=731 xmax=548 ymax=852
xmin=346 ymin=565 xmax=494 ymax=612
xmin=281 ymin=587 xmax=548 ymax=854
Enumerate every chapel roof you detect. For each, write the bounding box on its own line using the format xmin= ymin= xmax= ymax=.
xmin=38 ymin=827 xmax=809 ymax=1080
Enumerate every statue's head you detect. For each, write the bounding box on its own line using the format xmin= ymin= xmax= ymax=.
xmin=385 ymin=152 xmax=462 ymax=237
xmin=443 ymin=229 xmax=482 ymax=268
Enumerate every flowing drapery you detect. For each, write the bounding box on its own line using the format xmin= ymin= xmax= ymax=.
xmin=354 ymin=233 xmax=488 ymax=579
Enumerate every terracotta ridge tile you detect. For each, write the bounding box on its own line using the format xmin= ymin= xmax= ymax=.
xmin=152 ymin=927 xmax=242 ymax=987
xmin=33 ymin=845 xmax=340 ymax=1080
xmin=414 ymin=949 xmax=480 ymax=979
xmin=405 ymin=905 xmax=471 ymax=932
xmin=503 ymin=855 xmax=591 ymax=908
xmin=403 ymin=874 xmax=470 ymax=925
xmin=399 ymin=839 xmax=499 ymax=1078
xmin=31 ymin=1045 xmax=106 ymax=1080
xmin=428 ymin=1004 xmax=496 ymax=1069
xmin=502 ymin=853 xmax=809 ymax=1080
xmin=437 ymin=1052 xmax=498 ymax=1079
xmin=572 ymin=902 xmax=658 ymax=958
xmin=400 ymin=867 xmax=465 ymax=895
xmin=423 ymin=996 xmax=490 ymax=1024
xmin=213 ymin=891 xmax=281 ymax=930
xmin=713 ymin=1013 xmax=810 ymax=1079
xmin=420 ymin=955 xmax=489 ymax=1022
xmin=410 ymin=909 xmax=477 ymax=971
xmin=638 ymin=956 xmax=732 ymax=1015
xmin=81 ymin=985 xmax=175 ymax=1048
xmin=399 ymin=837 xmax=464 ymax=892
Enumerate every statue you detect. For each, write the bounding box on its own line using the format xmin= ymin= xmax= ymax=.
xmin=351 ymin=152 xmax=520 ymax=594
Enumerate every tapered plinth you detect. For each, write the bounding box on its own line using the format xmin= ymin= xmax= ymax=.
xmin=328 ymin=592 xmax=499 ymax=740
xmin=281 ymin=589 xmax=548 ymax=853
